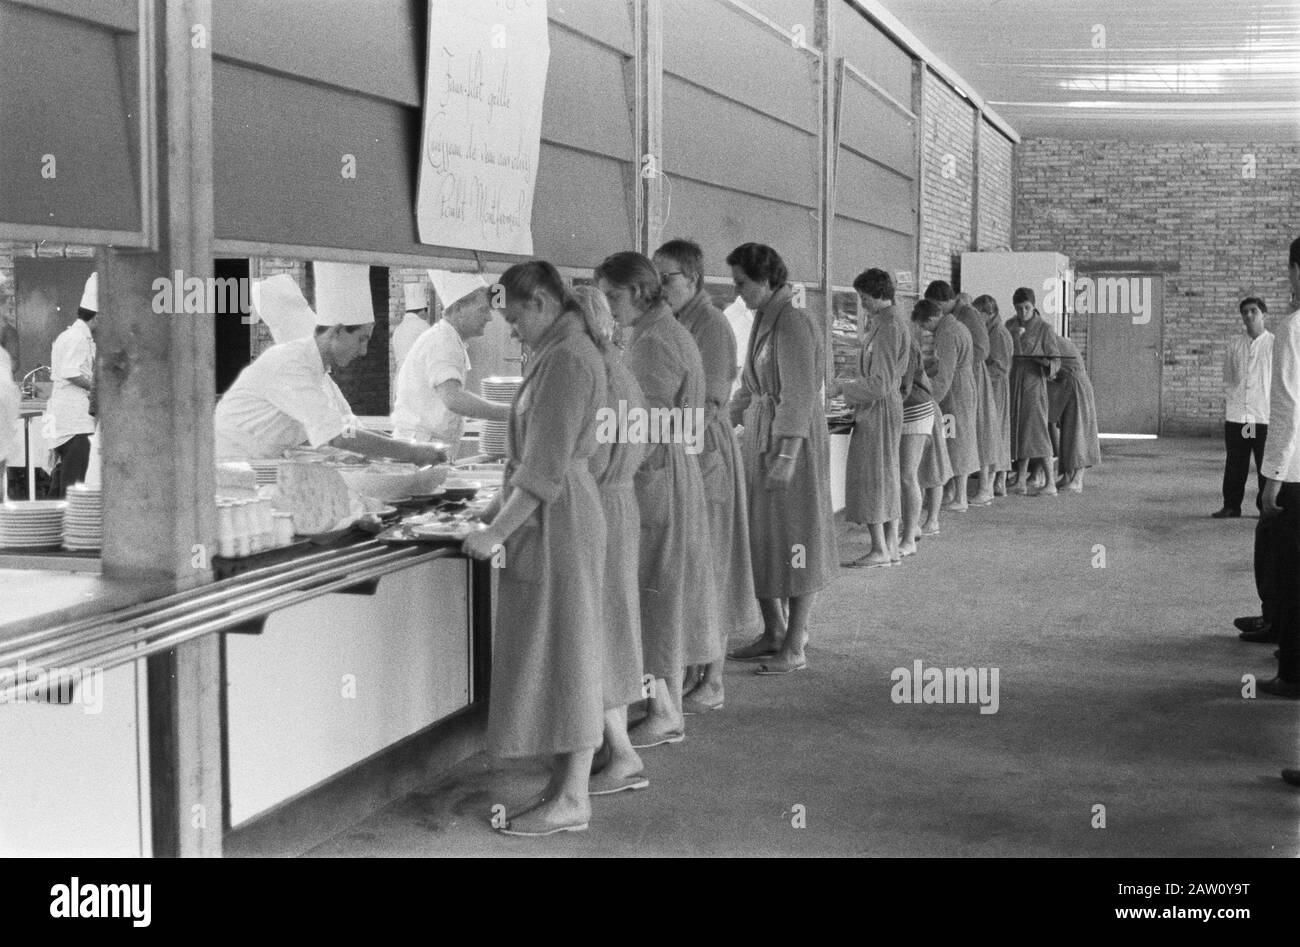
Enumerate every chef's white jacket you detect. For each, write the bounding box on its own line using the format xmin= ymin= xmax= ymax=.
xmin=391 ymin=320 xmax=469 ymax=445
xmin=46 ymin=318 xmax=96 ymax=448
xmin=214 ymin=336 xmax=357 ymax=461
xmin=1223 ymin=330 xmax=1272 ymax=425
xmin=1262 ymin=307 xmax=1300 ymax=483
xmin=390 ymin=313 xmax=427 ymax=372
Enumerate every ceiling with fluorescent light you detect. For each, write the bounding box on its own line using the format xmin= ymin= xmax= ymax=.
xmin=880 ymin=0 xmax=1300 ymax=140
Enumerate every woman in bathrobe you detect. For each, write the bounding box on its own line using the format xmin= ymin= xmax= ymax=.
xmin=724 ymin=243 xmax=838 ymax=675
xmin=954 ymin=295 xmax=999 ymax=505
xmin=1008 ymin=287 xmax=1061 ymax=496
xmin=975 ymin=294 xmax=1014 ymax=496
xmin=653 ymin=239 xmax=760 ymax=715
xmin=595 ymin=251 xmax=721 ymax=749
xmin=918 ymin=286 xmax=980 ymax=510
xmin=463 ymin=260 xmax=607 ymax=838
xmin=835 ymin=267 xmax=909 ymax=568
xmin=574 ymin=286 xmax=651 ymax=796
xmin=1048 ymin=333 xmax=1102 ymax=492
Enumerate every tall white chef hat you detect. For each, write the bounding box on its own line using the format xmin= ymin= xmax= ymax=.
xmin=313 ymin=262 xmax=375 ymax=327
xmin=80 ymin=272 xmax=99 ymax=313
xmin=251 ymin=274 xmax=317 ymax=345
xmin=428 ymin=269 xmax=488 ymax=310
xmin=403 ymin=282 xmax=428 ymax=313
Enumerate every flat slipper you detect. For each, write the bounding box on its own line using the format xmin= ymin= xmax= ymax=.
xmin=629 ymin=728 xmax=685 ymax=749
xmin=588 ymin=773 xmax=650 ymax=797
xmin=847 ymin=554 xmax=892 ymax=569
xmin=497 ymin=819 xmax=589 ymax=838
xmin=681 ymin=695 xmax=724 ymax=715
xmin=727 ymin=640 xmax=779 ymax=661
xmin=755 ymin=660 xmax=807 ymax=675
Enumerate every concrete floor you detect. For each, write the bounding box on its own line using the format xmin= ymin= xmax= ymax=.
xmin=308 ymin=437 xmax=1300 ymax=857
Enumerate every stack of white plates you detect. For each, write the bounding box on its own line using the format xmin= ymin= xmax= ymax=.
xmin=247 ymin=460 xmax=281 ymax=486
xmin=0 ymin=500 xmax=67 ymax=550
xmin=63 ymin=485 xmax=103 ymax=551
xmin=479 ymin=377 xmax=522 ymax=457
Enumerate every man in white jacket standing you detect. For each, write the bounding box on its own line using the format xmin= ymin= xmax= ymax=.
xmin=1255 ymin=236 xmax=1300 ymax=705
xmin=1214 ymin=296 xmax=1273 ymax=518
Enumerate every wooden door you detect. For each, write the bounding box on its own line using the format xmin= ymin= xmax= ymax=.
xmin=1082 ymin=271 xmax=1163 ymax=435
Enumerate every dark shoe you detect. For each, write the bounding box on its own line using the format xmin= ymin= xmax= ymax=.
xmin=1258 ymin=676 xmax=1300 ymax=699
xmin=1240 ymin=627 xmax=1278 ymax=643
xmin=1212 ymin=507 xmax=1241 ymax=518
xmin=1234 ymin=615 xmax=1267 ymax=633
xmin=1283 ymin=769 xmax=1300 ymax=787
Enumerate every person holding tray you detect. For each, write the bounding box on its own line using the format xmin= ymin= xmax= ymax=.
xmin=461 ymin=260 xmax=608 ymax=837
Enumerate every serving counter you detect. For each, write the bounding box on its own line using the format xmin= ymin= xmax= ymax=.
xmin=0 ymin=524 xmax=491 ymax=857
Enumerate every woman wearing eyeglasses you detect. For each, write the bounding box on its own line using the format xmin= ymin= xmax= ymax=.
xmin=651 ymin=238 xmax=760 ymax=714
xmin=725 ymin=243 xmax=837 ymax=675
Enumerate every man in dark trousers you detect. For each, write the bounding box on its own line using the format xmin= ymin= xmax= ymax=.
xmin=1254 ymin=236 xmax=1300 ymax=708
xmin=1214 ymin=296 xmax=1272 ymax=518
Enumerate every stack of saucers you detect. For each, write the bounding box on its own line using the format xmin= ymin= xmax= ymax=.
xmin=247 ymin=460 xmax=281 ymax=487
xmin=63 ymin=485 xmax=103 ymax=551
xmin=479 ymin=377 xmax=522 ymax=457
xmin=0 ymin=500 xmax=67 ymax=551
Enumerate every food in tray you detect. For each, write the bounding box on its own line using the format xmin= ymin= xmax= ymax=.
xmin=335 ymin=462 xmax=448 ymax=501
xmin=277 ymin=461 xmax=356 ymax=535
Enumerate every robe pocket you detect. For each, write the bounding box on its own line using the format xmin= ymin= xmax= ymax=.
xmin=700 ymin=449 xmax=729 ymax=505
xmin=503 ymin=519 xmax=545 ymax=585
xmin=635 ymin=464 xmax=673 ymax=528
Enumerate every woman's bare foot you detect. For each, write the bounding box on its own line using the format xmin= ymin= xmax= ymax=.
xmin=898 ymin=539 xmax=918 ymax=557
xmin=728 ymin=635 xmax=781 ymax=660
xmin=505 ymin=782 xmax=558 ymax=821
xmin=969 ymin=490 xmax=994 ymax=505
xmin=682 ymin=678 xmax=724 ymax=714
xmin=500 ymin=794 xmax=592 ymax=836
xmin=920 ymin=521 xmax=940 ymax=535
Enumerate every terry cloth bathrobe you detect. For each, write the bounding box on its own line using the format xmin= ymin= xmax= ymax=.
xmin=1009 ymin=312 xmax=1061 ymax=461
xmin=927 ymin=312 xmax=980 ymax=478
xmin=956 ymin=304 xmax=1000 ymax=470
xmin=985 ymin=311 xmax=1014 ymax=472
xmin=842 ymin=306 xmax=909 ymax=525
xmin=489 ymin=313 xmax=607 ymax=759
xmin=626 ymin=302 xmax=722 ymax=675
xmin=729 ymin=284 xmax=838 ymax=599
xmin=909 ymin=333 xmax=953 ymax=490
xmin=1048 ymin=334 xmax=1102 ymax=472
xmin=676 ymin=290 xmax=761 ymax=647
xmin=590 ymin=346 xmax=648 ymax=711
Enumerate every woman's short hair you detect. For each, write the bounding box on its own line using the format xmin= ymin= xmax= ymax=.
xmin=654 ymin=238 xmax=704 ymax=288
xmin=725 ymin=243 xmax=788 ymax=289
xmin=853 ymin=268 xmax=894 ymax=301
xmin=499 ymin=260 xmax=573 ymax=312
xmin=924 ymin=280 xmax=955 ymax=303
xmin=973 ymin=294 xmax=999 ymax=317
xmin=594 ymin=251 xmax=664 ymax=309
xmin=1239 ymin=296 xmax=1268 ymax=314
xmin=1012 ymin=286 xmax=1036 ymax=306
xmin=911 ymin=299 xmax=942 ymax=324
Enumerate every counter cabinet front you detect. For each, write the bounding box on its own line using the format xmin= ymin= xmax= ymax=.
xmin=0 ymin=544 xmax=491 ymax=856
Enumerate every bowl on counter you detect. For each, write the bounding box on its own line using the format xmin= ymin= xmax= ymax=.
xmin=440 ymin=479 xmax=481 ymax=502
xmin=336 ymin=463 xmax=448 ymax=502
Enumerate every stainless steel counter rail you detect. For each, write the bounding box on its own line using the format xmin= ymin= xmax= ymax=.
xmin=33 ymin=547 xmax=459 ymax=688
xmin=0 ymin=542 xmax=461 ymax=701
xmin=0 ymin=541 xmax=388 ymax=665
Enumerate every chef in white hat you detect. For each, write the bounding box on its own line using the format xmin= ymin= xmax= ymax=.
xmin=390 ymin=281 xmax=430 ymax=372
xmin=391 ymin=272 xmax=508 ymax=457
xmin=215 ymin=263 xmax=447 ymax=465
xmin=45 ymin=271 xmax=99 ymax=497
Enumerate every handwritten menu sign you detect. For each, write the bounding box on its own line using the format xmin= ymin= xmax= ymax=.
xmin=416 ymin=0 xmax=550 ymax=255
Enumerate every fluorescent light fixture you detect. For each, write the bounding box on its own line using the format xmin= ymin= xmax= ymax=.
xmin=1100 ymin=433 xmax=1159 ymax=440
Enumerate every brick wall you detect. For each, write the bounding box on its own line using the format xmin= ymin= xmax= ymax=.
xmin=920 ymin=69 xmax=975 ymax=289
xmin=1014 ymin=139 xmax=1300 ymax=435
xmin=977 ymin=119 xmax=1014 ymax=253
